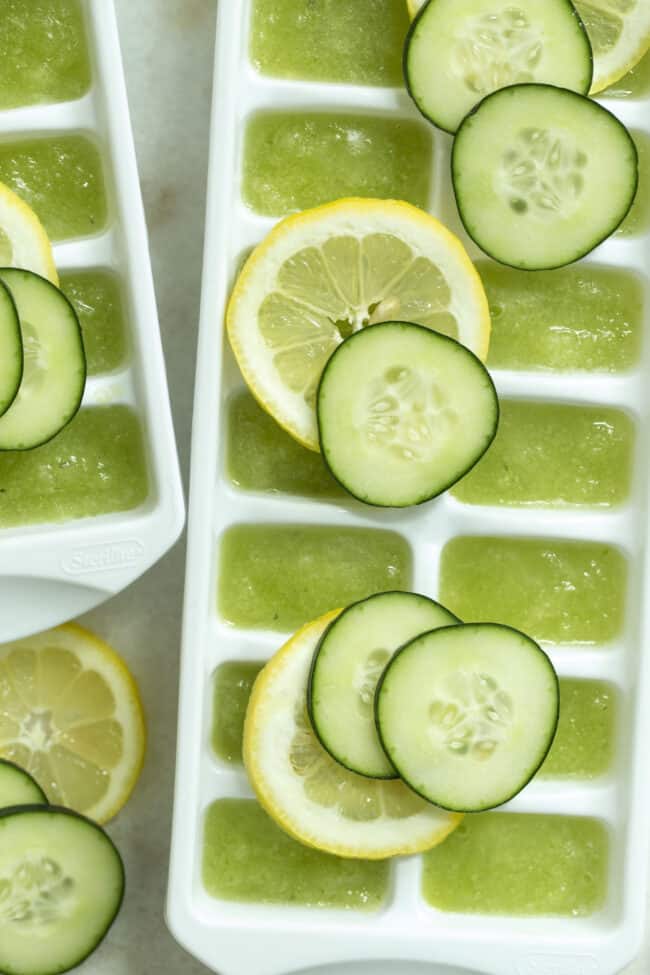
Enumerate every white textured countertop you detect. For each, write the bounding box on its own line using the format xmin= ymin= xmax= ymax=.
xmin=74 ymin=3 xmax=649 ymax=973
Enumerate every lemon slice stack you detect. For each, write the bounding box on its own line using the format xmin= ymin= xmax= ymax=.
xmin=227 ymin=198 xmax=490 ymax=450
xmin=244 ymin=612 xmax=463 ymax=860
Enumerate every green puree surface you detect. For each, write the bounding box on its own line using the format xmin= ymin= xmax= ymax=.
xmin=59 ymin=269 xmax=128 ymax=375
xmin=453 ymin=401 xmax=634 ymax=508
xmin=541 ymin=680 xmax=617 ymax=780
xmin=0 ymin=135 xmax=107 ymax=241
xmin=203 ymin=799 xmax=389 ymax=909
xmin=211 ymin=661 xmax=263 ymax=764
xmin=0 ymin=0 xmax=91 ymax=110
xmin=227 ymin=390 xmax=343 ymax=499
xmin=250 ymin=0 xmax=409 ymax=87
xmin=479 ymin=263 xmax=643 ymax=372
xmin=422 ymin=814 xmax=608 ymax=916
xmin=440 ymin=537 xmax=627 ymax=644
xmin=218 ymin=524 xmax=412 ymax=631
xmin=0 ymin=407 xmax=149 ymax=529
xmin=242 ymin=113 xmax=432 ymax=216
xmin=616 ymin=131 xmax=650 ymax=238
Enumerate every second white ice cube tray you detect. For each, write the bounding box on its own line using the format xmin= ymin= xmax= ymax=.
xmin=0 ymin=0 xmax=184 ymax=641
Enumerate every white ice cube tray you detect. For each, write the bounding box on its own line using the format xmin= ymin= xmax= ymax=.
xmin=167 ymin=3 xmax=650 ymax=974
xmin=0 ymin=0 xmax=184 ymax=641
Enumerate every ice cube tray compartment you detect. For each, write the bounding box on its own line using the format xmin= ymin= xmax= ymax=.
xmin=0 ymin=0 xmax=184 ymax=640
xmin=168 ymin=2 xmax=650 ymax=973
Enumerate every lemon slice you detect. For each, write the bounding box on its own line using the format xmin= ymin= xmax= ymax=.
xmin=244 ymin=611 xmax=463 ymax=859
xmin=406 ymin=0 xmax=650 ymax=95
xmin=0 ymin=181 xmax=58 ymax=284
xmin=0 ymin=624 xmax=145 ymax=823
xmin=227 ymin=198 xmax=490 ymax=450
xmin=574 ymin=0 xmax=650 ymax=92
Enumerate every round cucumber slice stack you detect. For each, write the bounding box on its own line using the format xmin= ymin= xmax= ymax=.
xmin=375 ymin=623 xmax=559 ymax=812
xmin=308 ymin=592 xmax=459 ymax=779
xmin=0 ymin=269 xmax=86 ymax=451
xmin=405 ymin=0 xmax=593 ymax=134
xmin=0 ymin=805 xmax=124 ymax=975
xmin=316 ymin=321 xmax=499 ymax=507
xmin=0 ymin=759 xmax=47 ymax=808
xmin=452 ymin=83 xmax=638 ymax=270
xmin=0 ymin=281 xmax=21 ymax=418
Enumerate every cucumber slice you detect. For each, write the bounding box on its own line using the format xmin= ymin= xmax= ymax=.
xmin=317 ymin=321 xmax=499 ymax=507
xmin=405 ymin=0 xmax=593 ymax=134
xmin=0 ymin=280 xmax=21 ymax=417
xmin=0 ymin=269 xmax=86 ymax=451
xmin=0 ymin=805 xmax=124 ymax=975
xmin=376 ymin=623 xmax=559 ymax=812
xmin=452 ymin=84 xmax=638 ymax=270
xmin=308 ymin=592 xmax=459 ymax=779
xmin=0 ymin=760 xmax=47 ymax=808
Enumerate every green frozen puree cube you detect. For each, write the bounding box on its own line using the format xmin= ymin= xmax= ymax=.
xmin=480 ymin=262 xmax=643 ymax=372
xmin=250 ymin=0 xmax=409 ymax=87
xmin=218 ymin=524 xmax=412 ymax=631
xmin=452 ymin=401 xmax=635 ymax=508
xmin=0 ymin=135 xmax=108 ymax=241
xmin=616 ymin=131 xmax=650 ymax=238
xmin=439 ymin=537 xmax=627 ymax=645
xmin=242 ymin=112 xmax=433 ymax=216
xmin=226 ymin=390 xmax=343 ymax=499
xmin=0 ymin=0 xmax=91 ymax=110
xmin=541 ymin=680 xmax=617 ymax=779
xmin=605 ymin=49 xmax=650 ymax=99
xmin=211 ymin=661 xmax=263 ymax=764
xmin=0 ymin=407 xmax=149 ymax=528
xmin=59 ymin=269 xmax=128 ymax=375
xmin=422 ymin=814 xmax=608 ymax=916
xmin=202 ymin=799 xmax=389 ymax=909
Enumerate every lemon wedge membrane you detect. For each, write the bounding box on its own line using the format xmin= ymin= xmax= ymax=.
xmin=0 ymin=180 xmax=58 ymax=284
xmin=574 ymin=0 xmax=650 ymax=92
xmin=243 ymin=611 xmax=463 ymax=859
xmin=227 ymin=198 xmax=490 ymax=450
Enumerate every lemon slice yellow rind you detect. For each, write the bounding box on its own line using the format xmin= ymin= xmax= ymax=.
xmin=575 ymin=0 xmax=650 ymax=94
xmin=0 ymin=181 xmax=58 ymax=285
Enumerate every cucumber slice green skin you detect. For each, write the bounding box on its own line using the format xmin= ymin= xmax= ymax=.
xmin=0 ymin=280 xmax=22 ymax=418
xmin=0 ymin=269 xmax=86 ymax=451
xmin=375 ymin=623 xmax=560 ymax=813
xmin=452 ymin=84 xmax=639 ymax=271
xmin=404 ymin=0 xmax=593 ymax=135
xmin=317 ymin=322 xmax=499 ymax=508
xmin=307 ymin=591 xmax=460 ymax=779
xmin=0 ymin=804 xmax=124 ymax=975
xmin=0 ymin=759 xmax=47 ymax=808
